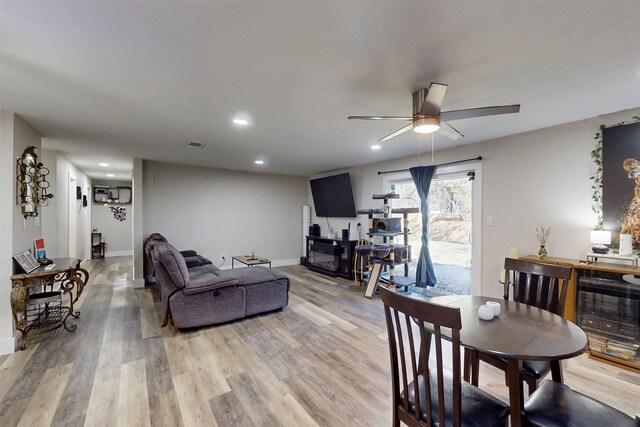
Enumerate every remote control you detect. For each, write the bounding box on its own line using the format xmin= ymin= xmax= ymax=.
xmin=45 ymin=263 xmax=56 ymax=270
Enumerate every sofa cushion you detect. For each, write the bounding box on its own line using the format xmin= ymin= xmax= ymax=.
xmin=183 ymin=272 xmax=239 ymax=295
xmin=154 ymin=242 xmax=190 ymax=289
xmin=184 ymin=255 xmax=213 ymax=268
xmin=188 ymin=264 xmax=220 ymax=279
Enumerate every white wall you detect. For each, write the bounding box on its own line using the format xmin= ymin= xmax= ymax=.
xmin=54 ymin=153 xmax=92 ymax=260
xmin=40 ymin=149 xmax=58 ymax=258
xmin=309 ymin=107 xmax=640 ymax=297
xmin=0 ymin=113 xmax=46 ymax=354
xmin=143 ymin=161 xmax=307 ymax=266
xmin=91 ymin=179 xmax=133 ymax=256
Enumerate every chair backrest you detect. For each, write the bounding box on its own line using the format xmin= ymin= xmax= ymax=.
xmin=379 ymin=286 xmax=463 ymax=427
xmin=504 ymin=257 xmax=572 ymax=316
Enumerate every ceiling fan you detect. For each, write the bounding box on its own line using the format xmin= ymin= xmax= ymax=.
xmin=348 ymin=83 xmax=520 ymax=142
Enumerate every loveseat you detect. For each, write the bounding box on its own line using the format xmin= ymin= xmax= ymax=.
xmin=149 ymin=239 xmax=289 ymax=329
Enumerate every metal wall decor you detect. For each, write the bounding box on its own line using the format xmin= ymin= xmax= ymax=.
xmin=110 ymin=206 xmax=126 ymax=221
xmin=16 ymin=146 xmax=54 ymax=218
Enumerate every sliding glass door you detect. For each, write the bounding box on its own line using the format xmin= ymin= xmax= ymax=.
xmin=383 ymin=162 xmax=481 ymax=295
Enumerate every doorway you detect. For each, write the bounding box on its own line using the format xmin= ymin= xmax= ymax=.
xmin=383 ymin=162 xmax=482 ymax=295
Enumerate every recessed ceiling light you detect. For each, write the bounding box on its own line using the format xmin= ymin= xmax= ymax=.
xmin=233 ymin=118 xmax=249 ymax=125
xmin=106 ymin=173 xmax=115 ymax=177
xmin=371 ymin=144 xmax=382 ymax=150
xmin=99 ymin=162 xmax=109 ymax=167
xmin=254 ymin=160 xmax=264 ymax=165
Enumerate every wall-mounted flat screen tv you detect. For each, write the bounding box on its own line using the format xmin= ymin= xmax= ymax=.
xmin=310 ymin=173 xmax=357 ymax=218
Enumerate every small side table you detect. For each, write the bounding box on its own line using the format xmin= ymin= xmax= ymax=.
xmin=10 ymin=258 xmax=89 ymax=350
xmin=232 ymin=255 xmax=271 ymax=268
xmin=91 ymin=232 xmax=105 ymax=259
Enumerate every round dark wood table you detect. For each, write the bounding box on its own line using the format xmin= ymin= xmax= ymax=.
xmin=430 ymin=295 xmax=588 ymax=427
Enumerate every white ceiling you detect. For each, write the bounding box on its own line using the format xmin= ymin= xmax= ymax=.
xmin=1 ymin=1 xmax=639 ymax=177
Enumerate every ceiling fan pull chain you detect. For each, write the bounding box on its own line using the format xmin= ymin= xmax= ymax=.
xmin=431 ymin=133 xmax=435 ymax=163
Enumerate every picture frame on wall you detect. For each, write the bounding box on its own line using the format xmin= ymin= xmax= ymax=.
xmin=13 ymin=250 xmax=41 ymax=274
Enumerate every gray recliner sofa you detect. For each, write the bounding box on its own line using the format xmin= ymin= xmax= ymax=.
xmin=151 ymin=241 xmax=289 ymax=329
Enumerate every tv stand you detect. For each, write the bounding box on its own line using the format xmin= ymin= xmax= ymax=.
xmin=306 ymin=237 xmax=356 ymax=280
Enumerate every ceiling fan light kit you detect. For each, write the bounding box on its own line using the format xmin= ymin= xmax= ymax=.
xmin=348 ymin=82 xmax=520 ymax=143
xmin=413 ymin=117 xmax=440 ymax=134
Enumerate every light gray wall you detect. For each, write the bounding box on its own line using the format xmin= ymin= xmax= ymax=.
xmin=12 ymin=115 xmax=43 ymax=257
xmin=91 ymin=205 xmax=132 ymax=256
xmin=0 ymin=113 xmax=47 ymax=354
xmin=143 ymin=160 xmax=307 ymax=266
xmin=0 ymin=112 xmax=17 ymax=353
xmin=91 ymin=179 xmax=133 ymax=256
xmin=40 ymin=149 xmax=58 ymax=258
xmin=309 ymin=107 xmax=640 ymax=297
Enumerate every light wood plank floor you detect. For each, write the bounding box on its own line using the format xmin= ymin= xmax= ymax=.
xmin=1 ymin=257 xmax=638 ymax=426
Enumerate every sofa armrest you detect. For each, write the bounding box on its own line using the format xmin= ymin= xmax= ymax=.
xmin=180 ymin=250 xmax=198 ymax=257
xmin=183 ymin=273 xmax=239 ymax=295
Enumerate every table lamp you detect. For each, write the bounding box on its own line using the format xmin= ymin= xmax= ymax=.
xmin=590 ymin=230 xmax=611 ymax=254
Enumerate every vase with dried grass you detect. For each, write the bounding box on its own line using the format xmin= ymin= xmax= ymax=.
xmin=536 ymin=225 xmax=551 ymax=258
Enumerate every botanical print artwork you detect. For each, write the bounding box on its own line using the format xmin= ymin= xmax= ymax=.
xmin=621 ymin=158 xmax=640 ymax=243
xmin=602 ymin=121 xmax=640 ymax=245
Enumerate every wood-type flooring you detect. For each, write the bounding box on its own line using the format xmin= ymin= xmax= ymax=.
xmin=0 ymin=257 xmax=638 ymax=426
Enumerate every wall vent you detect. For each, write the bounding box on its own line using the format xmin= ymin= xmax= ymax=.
xmin=186 ymin=141 xmax=204 ymax=148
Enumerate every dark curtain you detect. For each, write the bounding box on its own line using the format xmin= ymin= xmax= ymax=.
xmin=410 ymin=166 xmax=437 ymax=287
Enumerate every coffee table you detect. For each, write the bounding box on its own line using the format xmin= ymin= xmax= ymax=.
xmin=232 ymin=255 xmax=271 ymax=268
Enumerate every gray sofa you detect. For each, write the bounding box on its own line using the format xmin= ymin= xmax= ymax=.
xmin=150 ymin=240 xmax=289 ymax=329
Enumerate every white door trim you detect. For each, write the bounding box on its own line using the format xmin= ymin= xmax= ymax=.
xmin=382 ymin=161 xmax=482 ymax=295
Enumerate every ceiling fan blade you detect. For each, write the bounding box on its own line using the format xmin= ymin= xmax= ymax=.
xmin=379 ymin=124 xmax=413 ymax=142
xmin=419 ymin=83 xmax=448 ymax=116
xmin=440 ymin=104 xmax=521 ymax=121
xmin=348 ymin=115 xmax=413 ymax=121
xmin=439 ymin=121 xmax=464 ymax=140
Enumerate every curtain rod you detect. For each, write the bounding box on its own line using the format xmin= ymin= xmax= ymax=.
xmin=377 ymin=156 xmax=482 ymax=175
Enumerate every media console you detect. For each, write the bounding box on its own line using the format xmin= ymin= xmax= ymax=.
xmin=306 ymin=236 xmax=356 ymax=280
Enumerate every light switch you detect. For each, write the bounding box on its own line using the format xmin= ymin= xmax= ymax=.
xmin=486 ymin=216 xmax=494 ymax=226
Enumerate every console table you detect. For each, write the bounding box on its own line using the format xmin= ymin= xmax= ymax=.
xmin=10 ymin=258 xmax=89 ymax=350
xmin=520 ymin=255 xmax=639 ymax=373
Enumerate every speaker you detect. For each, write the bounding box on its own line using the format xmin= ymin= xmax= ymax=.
xmin=309 ymin=224 xmax=320 ymax=237
xmin=342 ymin=229 xmax=349 ymax=240
xmin=619 ymin=233 xmax=633 ymax=256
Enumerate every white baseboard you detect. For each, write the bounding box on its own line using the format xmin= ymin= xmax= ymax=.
xmin=0 ymin=335 xmax=16 ymax=355
xmin=272 ymin=258 xmax=300 ymax=267
xmin=106 ymin=250 xmax=133 ymax=257
xmin=133 ymin=278 xmax=145 ymax=289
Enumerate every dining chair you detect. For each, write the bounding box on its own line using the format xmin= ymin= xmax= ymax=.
xmin=524 ymin=380 xmax=640 ymax=426
xmin=379 ymin=286 xmax=509 ymax=427
xmin=465 ymin=257 xmax=573 ymax=395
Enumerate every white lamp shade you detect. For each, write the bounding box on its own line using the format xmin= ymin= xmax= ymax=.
xmin=590 ymin=230 xmax=611 ymax=245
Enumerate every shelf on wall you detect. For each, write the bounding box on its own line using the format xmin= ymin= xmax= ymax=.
xmin=93 ymin=185 xmax=131 ymax=204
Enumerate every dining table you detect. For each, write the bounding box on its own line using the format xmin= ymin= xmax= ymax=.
xmin=429 ymin=295 xmax=588 ymax=427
